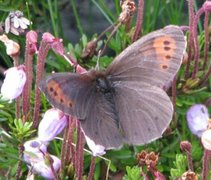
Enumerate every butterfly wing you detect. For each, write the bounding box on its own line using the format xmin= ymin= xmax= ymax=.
xmin=106 ymin=25 xmax=186 ymax=87
xmin=40 ymin=72 xmax=95 ymax=119
xmin=113 ymin=81 xmax=173 ymax=145
xmin=80 ymin=89 xmax=124 ymax=149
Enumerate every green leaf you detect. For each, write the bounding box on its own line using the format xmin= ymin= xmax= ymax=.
xmin=123 ymin=166 xmax=143 ymax=180
xmin=170 ymin=154 xmax=187 ymax=178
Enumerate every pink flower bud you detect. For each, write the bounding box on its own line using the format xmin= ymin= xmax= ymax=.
xmin=42 ymin=32 xmax=64 ymax=55
xmin=201 ymin=129 xmax=211 ymax=150
xmin=26 ymin=31 xmax=38 ymax=54
xmin=38 ymin=108 xmax=68 ymax=142
xmin=1 ymin=66 xmax=26 ymax=101
xmin=186 ymin=104 xmax=209 ymax=137
xmin=76 ymin=64 xmax=87 ymax=74
xmin=84 ymin=135 xmax=106 ymax=156
xmin=0 ymin=34 xmax=20 ymax=56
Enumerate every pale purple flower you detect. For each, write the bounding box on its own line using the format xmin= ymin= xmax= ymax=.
xmin=23 ymin=138 xmax=47 ymax=164
xmin=84 ymin=135 xmax=106 ymax=156
xmin=186 ymin=104 xmax=209 ymax=137
xmin=30 ymin=154 xmax=61 ymax=179
xmin=38 ymin=108 xmax=68 ymax=142
xmin=1 ymin=65 xmax=26 ymax=101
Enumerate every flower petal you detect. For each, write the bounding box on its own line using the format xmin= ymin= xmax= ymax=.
xmin=186 ymin=104 xmax=209 ymax=137
xmin=85 ymin=135 xmax=106 ymax=156
xmin=201 ymin=129 xmax=211 ymax=150
xmin=1 ymin=66 xmax=26 ymax=101
xmin=38 ymin=108 xmax=68 ymax=142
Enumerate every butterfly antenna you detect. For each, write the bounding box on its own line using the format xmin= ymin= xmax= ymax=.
xmin=99 ymin=22 xmax=121 ymax=57
xmin=95 ymin=50 xmax=101 ymax=71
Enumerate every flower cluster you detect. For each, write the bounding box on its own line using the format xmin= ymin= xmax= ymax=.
xmin=23 ymin=108 xmax=67 ymax=179
xmin=5 ymin=10 xmax=30 ymax=35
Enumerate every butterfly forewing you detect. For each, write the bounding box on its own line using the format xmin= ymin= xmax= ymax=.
xmin=106 ymin=25 xmax=186 ymax=88
xmin=40 ymin=73 xmax=95 ymax=119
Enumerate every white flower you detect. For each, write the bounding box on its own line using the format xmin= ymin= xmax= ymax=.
xmin=186 ymin=104 xmax=209 ymax=137
xmin=1 ymin=66 xmax=26 ymax=102
xmin=5 ymin=10 xmax=30 ymax=35
xmin=38 ymin=108 xmax=68 ymax=142
xmin=85 ymin=135 xmax=106 ymax=156
xmin=201 ymin=129 xmax=211 ymax=150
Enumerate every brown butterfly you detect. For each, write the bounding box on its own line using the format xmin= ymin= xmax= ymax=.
xmin=40 ymin=25 xmax=186 ymax=149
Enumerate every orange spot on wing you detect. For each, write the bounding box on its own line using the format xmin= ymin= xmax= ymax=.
xmin=47 ymin=80 xmax=75 ymax=107
xmin=153 ymin=36 xmax=176 ymax=70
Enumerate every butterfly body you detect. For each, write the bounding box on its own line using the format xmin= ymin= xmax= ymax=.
xmin=40 ymin=25 xmax=186 ymax=149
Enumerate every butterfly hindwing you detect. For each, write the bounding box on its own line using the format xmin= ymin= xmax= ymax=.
xmin=113 ymin=81 xmax=173 ymax=145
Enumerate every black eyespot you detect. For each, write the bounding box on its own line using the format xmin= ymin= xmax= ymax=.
xmin=49 ymin=87 xmax=54 ymax=92
xmin=162 ymin=65 xmax=168 ymax=69
xmin=163 ymin=40 xmax=170 ymax=45
xmin=166 ymin=55 xmax=171 ymax=59
xmin=54 ymin=91 xmax=58 ymax=96
xmin=164 ymin=47 xmax=171 ymax=51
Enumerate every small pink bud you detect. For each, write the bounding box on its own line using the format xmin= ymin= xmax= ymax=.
xmin=42 ymin=32 xmax=55 ymax=43
xmin=1 ymin=66 xmax=26 ymax=101
xmin=201 ymin=129 xmax=211 ymax=150
xmin=0 ymin=34 xmax=20 ymax=56
xmin=203 ymin=1 xmax=211 ymax=11
xmin=26 ymin=31 xmax=38 ymax=54
xmin=186 ymin=104 xmax=209 ymax=137
xmin=38 ymin=108 xmax=68 ymax=142
xmin=84 ymin=135 xmax=106 ymax=156
xmin=42 ymin=32 xmax=64 ymax=55
xmin=76 ymin=64 xmax=87 ymax=74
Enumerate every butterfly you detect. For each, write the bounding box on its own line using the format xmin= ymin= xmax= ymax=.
xmin=40 ymin=25 xmax=186 ymax=149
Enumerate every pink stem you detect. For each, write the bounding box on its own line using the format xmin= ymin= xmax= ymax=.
xmin=184 ymin=0 xmax=195 ymax=79
xmin=202 ymin=11 xmax=209 ymax=70
xmin=88 ymin=157 xmax=96 ymax=180
xmin=191 ymin=7 xmax=205 ymax=79
xmin=32 ymin=42 xmax=51 ymax=128
xmin=132 ymin=0 xmax=144 ymax=42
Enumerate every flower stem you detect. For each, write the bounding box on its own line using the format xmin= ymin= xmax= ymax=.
xmin=88 ymin=157 xmax=96 ymax=180
xmin=22 ymin=35 xmax=35 ymax=118
xmin=202 ymin=11 xmax=209 ymax=70
xmin=15 ymin=144 xmax=24 ymax=180
xmin=75 ymin=120 xmax=84 ymax=180
xmin=184 ymin=0 xmax=194 ymax=79
xmin=32 ymin=42 xmax=50 ymax=128
xmin=191 ymin=7 xmax=204 ymax=79
xmin=202 ymin=149 xmax=211 ymax=180
xmin=132 ymin=0 xmax=144 ymax=42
